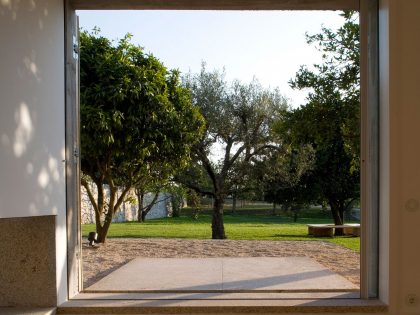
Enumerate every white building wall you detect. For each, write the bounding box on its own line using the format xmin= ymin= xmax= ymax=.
xmin=0 ymin=0 xmax=67 ymax=305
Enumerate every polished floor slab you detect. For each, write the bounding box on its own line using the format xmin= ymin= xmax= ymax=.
xmin=86 ymin=257 xmax=358 ymax=292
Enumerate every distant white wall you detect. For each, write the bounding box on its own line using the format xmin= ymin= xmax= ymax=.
xmin=0 ymin=0 xmax=67 ymax=305
xmin=80 ymin=185 xmax=171 ymax=224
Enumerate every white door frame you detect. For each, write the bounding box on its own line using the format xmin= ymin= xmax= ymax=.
xmin=65 ymin=0 xmax=380 ymax=300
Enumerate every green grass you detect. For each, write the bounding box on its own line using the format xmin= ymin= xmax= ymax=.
xmin=185 ymin=204 xmax=274 ymax=211
xmin=82 ymin=213 xmax=360 ymax=252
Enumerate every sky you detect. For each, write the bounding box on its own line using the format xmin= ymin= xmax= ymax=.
xmin=78 ymin=10 xmax=346 ymax=108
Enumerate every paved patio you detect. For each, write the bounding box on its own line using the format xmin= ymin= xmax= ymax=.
xmin=85 ymin=257 xmax=358 ymax=292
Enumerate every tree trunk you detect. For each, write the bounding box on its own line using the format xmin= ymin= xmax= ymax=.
xmin=94 ymin=184 xmax=131 ymax=243
xmin=138 ymin=208 xmax=144 ymax=223
xmin=272 ymin=203 xmax=277 ymax=215
xmin=291 ymin=204 xmax=299 ymax=222
xmin=141 ymin=192 xmax=160 ymax=222
xmin=96 ymin=210 xmax=112 ymax=243
xmin=212 ymin=194 xmax=226 ymax=239
xmin=330 ymin=200 xmax=344 ymax=236
xmin=96 ymin=185 xmax=118 ymax=243
xmin=232 ymin=191 xmax=237 ymax=214
xmin=172 ymin=195 xmax=181 ymax=217
xmin=136 ymin=190 xmax=144 ymax=222
xmin=91 ymin=179 xmax=109 ymax=243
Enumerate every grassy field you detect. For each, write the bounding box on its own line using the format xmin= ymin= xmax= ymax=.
xmin=82 ymin=213 xmax=360 ymax=251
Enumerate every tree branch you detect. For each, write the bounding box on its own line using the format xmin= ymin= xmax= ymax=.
xmin=141 ymin=192 xmax=161 ymax=216
xmin=223 ymin=137 xmax=233 ymax=167
xmin=197 ymin=146 xmax=217 ymax=188
xmin=113 ymin=185 xmax=132 ymax=214
xmin=142 ymin=193 xmax=173 ymax=212
xmin=178 ymin=181 xmax=214 ymax=197
xmin=221 ymin=144 xmax=246 ymax=179
xmin=246 ymin=144 xmax=280 ymax=161
xmin=344 ymin=197 xmax=358 ymax=211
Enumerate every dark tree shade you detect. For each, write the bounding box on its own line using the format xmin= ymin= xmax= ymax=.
xmin=279 ymin=12 xmax=360 ymax=233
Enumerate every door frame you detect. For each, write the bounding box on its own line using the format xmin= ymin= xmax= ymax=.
xmin=65 ymin=0 xmax=379 ymax=300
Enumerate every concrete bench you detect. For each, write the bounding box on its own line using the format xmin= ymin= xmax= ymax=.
xmin=342 ymin=223 xmax=361 ymax=236
xmin=307 ymin=223 xmax=360 ymax=237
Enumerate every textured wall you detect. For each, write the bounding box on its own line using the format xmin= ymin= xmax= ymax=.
xmin=0 ymin=216 xmax=56 ymax=307
xmin=80 ymin=185 xmax=171 ymax=224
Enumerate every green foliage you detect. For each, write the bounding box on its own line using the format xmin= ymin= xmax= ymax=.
xmin=260 ymin=144 xmax=317 ymax=212
xmin=187 ymin=190 xmax=202 ymax=220
xmin=166 ymin=184 xmax=186 ymax=218
xmin=80 ymin=30 xmax=204 ymax=242
xmin=289 ymin=11 xmax=360 ymax=159
xmin=271 ymin=12 xmax=360 ymax=229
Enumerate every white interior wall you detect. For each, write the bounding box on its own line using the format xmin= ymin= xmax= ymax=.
xmin=0 ymin=0 xmax=65 ymax=219
xmin=388 ymin=0 xmax=420 ymax=313
xmin=0 ymin=0 xmax=67 ymax=305
xmin=380 ymin=0 xmax=420 ymax=314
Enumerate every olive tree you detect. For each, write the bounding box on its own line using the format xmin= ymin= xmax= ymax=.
xmin=180 ymin=66 xmax=288 ymax=239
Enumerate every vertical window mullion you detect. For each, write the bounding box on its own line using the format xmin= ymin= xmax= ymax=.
xmin=360 ymin=0 xmax=380 ymax=299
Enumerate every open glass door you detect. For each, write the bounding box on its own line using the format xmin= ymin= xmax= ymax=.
xmin=65 ymin=1 xmax=81 ymax=298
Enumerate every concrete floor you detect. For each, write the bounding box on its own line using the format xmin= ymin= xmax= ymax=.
xmin=86 ymin=257 xmax=358 ymax=292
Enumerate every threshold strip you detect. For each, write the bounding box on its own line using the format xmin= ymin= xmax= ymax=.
xmin=82 ymin=288 xmax=360 ymax=294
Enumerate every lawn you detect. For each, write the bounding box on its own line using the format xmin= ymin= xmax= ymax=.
xmin=82 ymin=213 xmax=360 ymax=251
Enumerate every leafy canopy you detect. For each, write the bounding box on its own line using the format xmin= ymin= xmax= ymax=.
xmin=80 ymin=30 xmax=204 ymax=241
xmin=80 ymin=30 xmax=204 ymax=185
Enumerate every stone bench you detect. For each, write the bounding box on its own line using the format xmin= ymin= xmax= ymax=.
xmin=307 ymin=223 xmax=360 ymax=237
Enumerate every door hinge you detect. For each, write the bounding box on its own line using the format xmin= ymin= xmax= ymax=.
xmin=72 ymin=35 xmax=79 ymax=59
xmin=73 ymin=148 xmax=79 ymax=164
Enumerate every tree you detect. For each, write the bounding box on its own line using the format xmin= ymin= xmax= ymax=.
xmin=80 ymin=31 xmax=204 ymax=243
xmin=187 ymin=190 xmax=202 ymax=220
xmin=290 ymin=11 xmax=360 ymax=156
xmin=135 ymin=179 xmax=185 ymax=222
xmin=284 ymin=11 xmax=360 ymax=234
xmin=179 ymin=66 xmax=288 ymax=239
xmin=136 ymin=189 xmax=168 ymax=223
xmin=133 ymin=168 xmax=171 ymax=223
xmin=261 ymin=144 xmax=317 ymax=221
